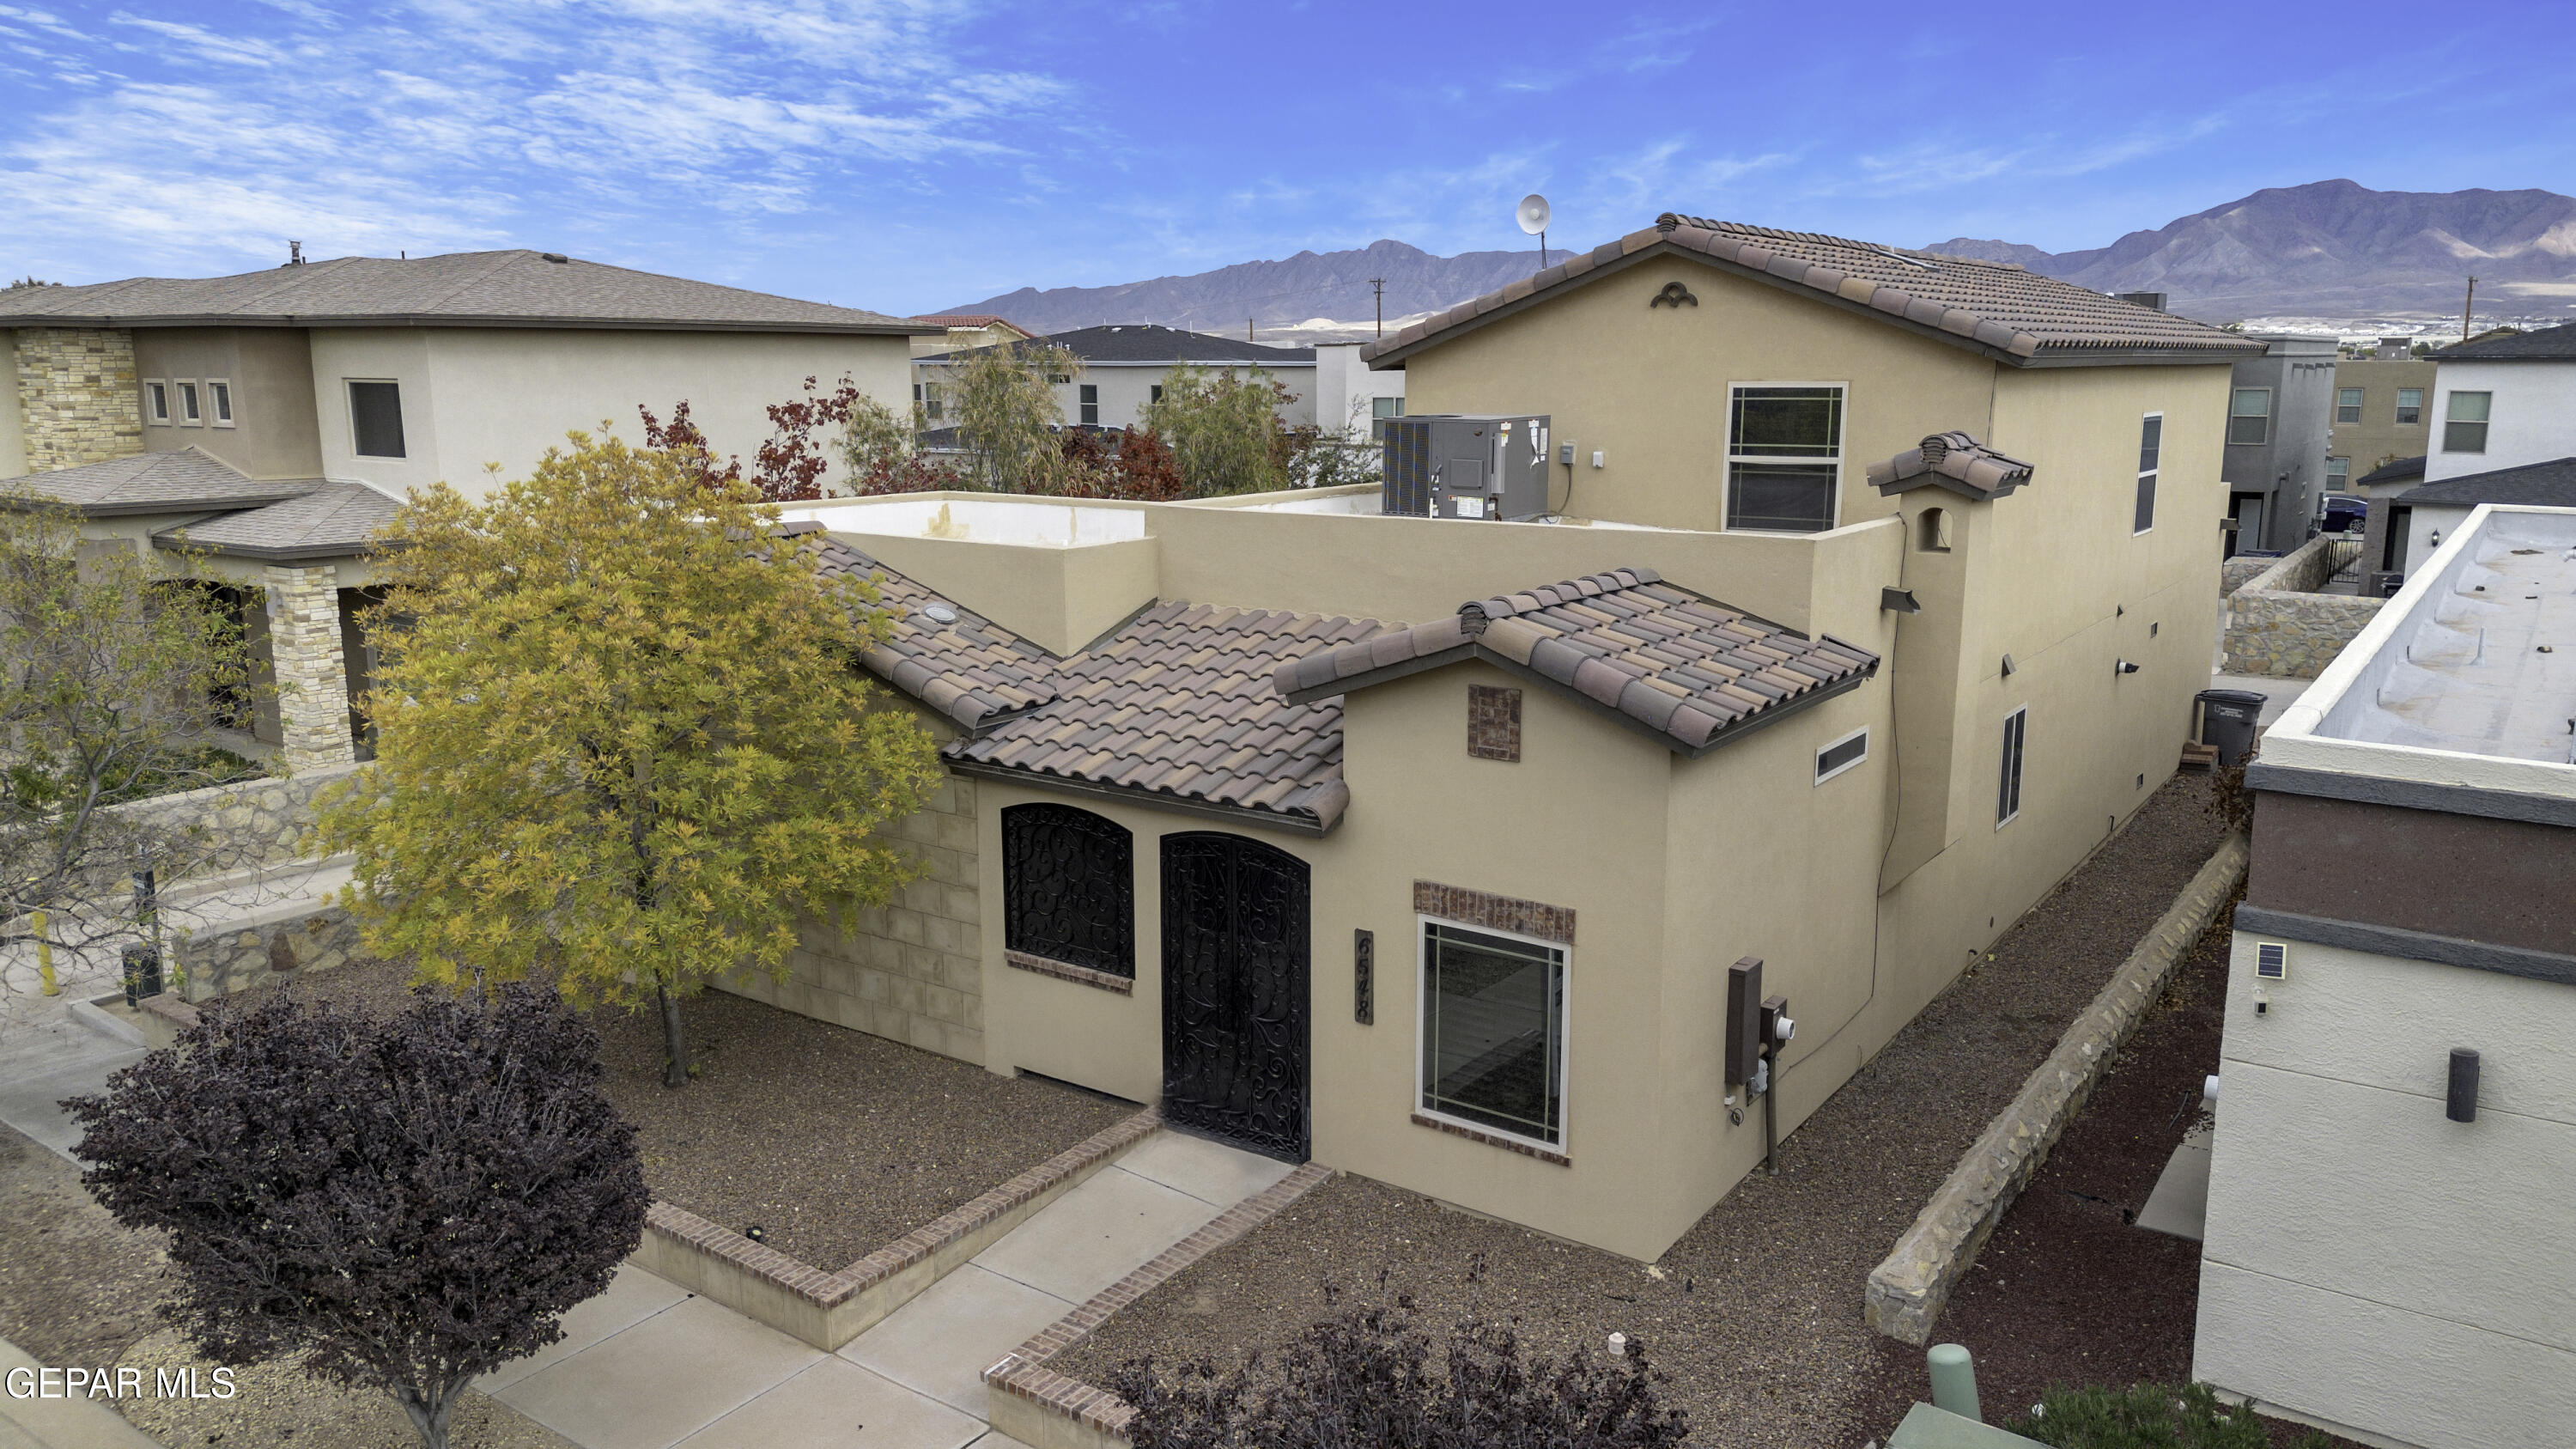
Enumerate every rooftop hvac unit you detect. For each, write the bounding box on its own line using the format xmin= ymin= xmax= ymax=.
xmin=1382 ymin=414 xmax=1552 ymax=521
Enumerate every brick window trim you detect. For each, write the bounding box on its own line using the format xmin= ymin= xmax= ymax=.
xmin=1467 ymin=683 xmax=1522 ymax=761
xmin=1005 ymin=948 xmax=1135 ymax=995
xmin=1412 ymin=880 xmax=1575 ymax=946
xmin=1412 ymin=1111 xmax=1571 ymax=1167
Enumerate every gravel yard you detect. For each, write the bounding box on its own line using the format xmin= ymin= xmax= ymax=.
xmin=1058 ymin=775 xmax=2241 ymax=1447
xmin=240 ymin=960 xmax=1138 ymax=1269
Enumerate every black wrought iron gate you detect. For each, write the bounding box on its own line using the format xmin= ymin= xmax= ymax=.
xmin=1160 ymin=832 xmax=1310 ymax=1162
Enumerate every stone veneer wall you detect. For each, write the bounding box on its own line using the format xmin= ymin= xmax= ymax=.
xmin=264 ymin=564 xmax=356 ymax=771
xmin=2224 ymin=535 xmax=2383 ymax=679
xmin=2219 ymin=554 xmax=2276 ymax=597
xmin=14 ymin=327 xmax=142 ymax=472
xmin=173 ymin=899 xmax=361 ymax=1002
xmin=106 ymin=765 xmax=355 ymax=884
xmin=720 ymin=770 xmax=984 ymax=1063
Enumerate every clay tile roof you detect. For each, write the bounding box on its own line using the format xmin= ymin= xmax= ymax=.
xmin=1275 ymin=567 xmax=1878 ymax=756
xmin=1359 ymin=215 xmax=2261 ymax=369
xmin=1865 ymin=431 xmax=2037 ymax=501
xmin=804 ymin=533 xmax=1064 ymax=734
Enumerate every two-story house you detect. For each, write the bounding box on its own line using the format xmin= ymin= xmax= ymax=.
xmin=915 ymin=324 xmax=1317 ymax=435
xmin=2378 ymin=321 xmax=2576 ymax=578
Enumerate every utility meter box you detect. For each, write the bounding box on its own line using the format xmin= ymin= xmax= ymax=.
xmin=1382 ymin=414 xmax=1552 ymax=521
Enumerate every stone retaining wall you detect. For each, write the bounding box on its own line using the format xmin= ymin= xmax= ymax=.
xmin=172 ymin=898 xmax=361 ymax=1002
xmin=2220 ymin=554 xmax=2275 ymax=597
xmin=112 ymin=764 xmax=354 ymax=877
xmin=1863 ymin=833 xmax=2251 ymax=1345
xmin=2223 ymin=536 xmax=2382 ymax=679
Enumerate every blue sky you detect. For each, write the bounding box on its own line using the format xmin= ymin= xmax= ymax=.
xmin=3 ymin=0 xmax=2571 ymax=316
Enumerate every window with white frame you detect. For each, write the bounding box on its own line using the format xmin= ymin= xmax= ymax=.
xmin=2395 ymin=387 xmax=2423 ymax=425
xmin=347 ymin=381 xmax=406 ymax=459
xmin=1997 ymin=706 xmax=2027 ymax=826
xmin=2444 ymin=391 xmax=2491 ymax=454
xmin=143 ymin=380 xmax=171 ymax=426
xmin=1078 ymin=382 xmax=1099 ymax=427
xmin=2135 ymin=414 xmax=2161 ymax=534
xmin=2335 ymin=387 xmax=2364 ymax=424
xmin=920 ymin=381 xmax=944 ymax=423
xmin=2326 ymin=456 xmax=2349 ymax=489
xmin=1419 ymin=919 xmax=1565 ymax=1149
xmin=206 ymin=379 xmax=234 ymax=427
xmin=1725 ymin=385 xmax=1843 ymax=533
xmin=1150 ymin=384 xmax=1163 ymax=405
xmin=2227 ymin=388 xmax=2272 ymax=446
xmin=174 ymin=381 xmax=202 ymax=426
xmin=1814 ymin=727 xmax=1868 ymax=783
xmin=1371 ymin=395 xmax=1406 ymax=441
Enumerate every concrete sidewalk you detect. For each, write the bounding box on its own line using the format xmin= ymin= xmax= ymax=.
xmin=0 ymin=1336 xmax=163 ymax=1449
xmin=485 ymin=1130 xmax=1294 ymax=1449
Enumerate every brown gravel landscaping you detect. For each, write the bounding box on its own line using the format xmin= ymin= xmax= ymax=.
xmin=1056 ymin=774 xmax=2257 ymax=1447
xmin=241 ymin=960 xmax=1138 ymax=1269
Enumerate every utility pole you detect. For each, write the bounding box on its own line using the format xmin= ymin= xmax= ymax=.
xmin=1370 ymin=277 xmax=1385 ymax=338
xmin=1248 ymin=315 xmax=1254 ymax=344
xmin=2462 ymin=276 xmax=2477 ymax=343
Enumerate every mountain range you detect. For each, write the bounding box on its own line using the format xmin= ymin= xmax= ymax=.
xmin=951 ymin=181 xmax=2576 ymax=334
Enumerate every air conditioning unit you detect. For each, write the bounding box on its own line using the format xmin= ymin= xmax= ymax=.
xmin=1381 ymin=414 xmax=1551 ymax=521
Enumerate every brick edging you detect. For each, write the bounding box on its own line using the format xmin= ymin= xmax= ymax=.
xmin=985 ymin=1160 xmax=1336 ymax=1440
xmin=1005 ymin=948 xmax=1137 ymax=995
xmin=644 ymin=1105 xmax=1163 ymax=1314
xmin=1410 ymin=1111 xmax=1571 ymax=1166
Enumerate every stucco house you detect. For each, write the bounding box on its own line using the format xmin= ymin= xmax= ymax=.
xmin=915 ymin=324 xmax=1318 ymax=433
xmin=2204 ymin=501 xmax=2576 ymax=1449
xmin=2221 ymin=334 xmax=2338 ymax=556
xmin=0 ymin=250 xmax=931 ymax=770
xmin=2369 ymin=320 xmax=2576 ymax=581
xmin=736 ymin=213 xmax=2261 ymax=1261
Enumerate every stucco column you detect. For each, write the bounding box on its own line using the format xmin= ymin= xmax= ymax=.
xmin=263 ymin=564 xmax=355 ymax=772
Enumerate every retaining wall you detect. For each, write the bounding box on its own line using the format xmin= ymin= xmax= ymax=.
xmin=2223 ymin=537 xmax=2382 ymax=679
xmin=112 ymin=764 xmax=353 ymax=878
xmin=171 ymin=896 xmax=361 ymax=1002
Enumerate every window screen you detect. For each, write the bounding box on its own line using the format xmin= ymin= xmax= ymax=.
xmin=1078 ymin=382 xmax=1099 ymax=427
xmin=2227 ymin=389 xmax=2271 ymax=446
xmin=1726 ymin=386 xmax=1843 ymax=533
xmin=1815 ymin=728 xmax=1868 ymax=782
xmin=2336 ymin=387 xmax=2364 ymax=423
xmin=1997 ymin=707 xmax=2027 ymax=825
xmin=2395 ymin=387 xmax=2423 ymax=425
xmin=349 ymin=381 xmax=406 ymax=458
xmin=1001 ymin=804 xmax=1134 ymax=977
xmin=2445 ymin=392 xmax=2490 ymax=454
xmin=1420 ymin=921 xmax=1564 ymax=1147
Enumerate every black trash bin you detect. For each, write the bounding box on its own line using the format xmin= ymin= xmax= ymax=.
xmin=2196 ymin=689 xmax=2267 ymax=768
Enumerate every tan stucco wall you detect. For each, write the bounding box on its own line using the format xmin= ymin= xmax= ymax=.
xmin=132 ymin=326 xmax=326 ymax=478
xmin=849 ymin=527 xmax=1159 ymax=657
xmin=2326 ymin=355 xmax=2435 ymax=480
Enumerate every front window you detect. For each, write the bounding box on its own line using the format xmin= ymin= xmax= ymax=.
xmin=1001 ymin=804 xmax=1134 ymax=977
xmin=1371 ymin=395 xmax=1406 ymax=442
xmin=1726 ymin=384 xmax=1844 ymax=533
xmin=348 ymin=381 xmax=406 ymax=458
xmin=2336 ymin=387 xmax=2364 ymax=424
xmin=2227 ymin=388 xmax=2272 ymax=446
xmin=1078 ymin=382 xmax=1099 ymax=427
xmin=2445 ymin=391 xmax=2491 ymax=454
xmin=2395 ymin=387 xmax=2423 ymax=425
xmin=143 ymin=380 xmax=170 ymax=425
xmin=2135 ymin=414 xmax=2161 ymax=534
xmin=1419 ymin=919 xmax=1565 ymax=1149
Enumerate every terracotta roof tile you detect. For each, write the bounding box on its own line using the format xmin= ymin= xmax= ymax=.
xmin=1865 ymin=431 xmax=2037 ymax=501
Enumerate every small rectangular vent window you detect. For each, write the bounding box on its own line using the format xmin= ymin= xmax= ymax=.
xmin=2255 ymin=942 xmax=2287 ymax=979
xmin=1814 ymin=728 xmax=1868 ymax=783
xmin=1997 ymin=706 xmax=2028 ymax=825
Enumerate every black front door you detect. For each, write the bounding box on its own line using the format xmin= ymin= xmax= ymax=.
xmin=1161 ymin=832 xmax=1310 ymax=1162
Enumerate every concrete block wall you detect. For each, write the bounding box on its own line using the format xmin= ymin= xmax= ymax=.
xmin=14 ymin=327 xmax=143 ymax=472
xmin=720 ymin=770 xmax=984 ymax=1063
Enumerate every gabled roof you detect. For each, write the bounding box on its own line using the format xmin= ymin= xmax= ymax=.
xmin=153 ymin=483 xmax=400 ymax=563
xmin=912 ymin=314 xmax=1031 ymax=336
xmin=2356 ymin=454 xmax=2427 ymax=487
xmin=2433 ymin=320 xmax=2576 ymax=361
xmin=1276 ymin=568 xmax=1879 ymax=755
xmin=919 ymin=323 xmax=1315 ymax=366
xmin=6 ymin=447 xmax=317 ymax=516
xmin=0 ymin=252 xmax=931 ymax=336
xmin=1361 ymin=215 xmax=2262 ymax=370
xmin=1867 ymin=432 xmax=2035 ymax=501
xmin=2397 ymin=456 xmax=2576 ymax=508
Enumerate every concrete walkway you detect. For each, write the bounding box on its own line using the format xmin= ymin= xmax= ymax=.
xmin=483 ymin=1130 xmax=1295 ymax=1449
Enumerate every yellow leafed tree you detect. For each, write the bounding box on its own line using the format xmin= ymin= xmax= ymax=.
xmin=318 ymin=429 xmax=943 ymax=1087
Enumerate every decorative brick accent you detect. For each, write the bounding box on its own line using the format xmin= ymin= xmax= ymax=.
xmin=263 ymin=564 xmax=355 ymax=772
xmin=984 ymin=1160 xmax=1336 ymax=1443
xmin=1410 ymin=1111 xmax=1571 ymax=1166
xmin=1005 ymin=948 xmax=1134 ymax=995
xmin=1412 ymin=880 xmax=1576 ymax=945
xmin=1467 ymin=684 xmax=1522 ymax=761
xmin=14 ymin=326 xmax=142 ymax=472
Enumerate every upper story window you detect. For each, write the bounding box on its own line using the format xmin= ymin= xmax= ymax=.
xmin=1150 ymin=384 xmax=1164 ymax=405
xmin=1419 ymin=918 xmax=1565 ymax=1149
xmin=1372 ymin=395 xmax=1406 ymax=442
xmin=348 ymin=381 xmax=407 ymax=459
xmin=1997 ymin=706 xmax=2028 ymax=827
xmin=1725 ymin=384 xmax=1844 ymax=533
xmin=1078 ymin=382 xmax=1099 ymax=427
xmin=2395 ymin=387 xmax=2424 ymax=425
xmin=918 ymin=381 xmax=944 ymax=423
xmin=143 ymin=381 xmax=171 ymax=426
xmin=2335 ymin=387 xmax=2364 ymax=424
xmin=207 ymin=380 xmax=234 ymax=428
xmin=2135 ymin=414 xmax=2162 ymax=535
xmin=174 ymin=381 xmax=202 ymax=427
xmin=2227 ymin=388 xmax=2272 ymax=446
xmin=1001 ymin=804 xmax=1134 ymax=978
xmin=2444 ymin=391 xmax=2490 ymax=454
xmin=2326 ymin=457 xmax=2349 ymax=489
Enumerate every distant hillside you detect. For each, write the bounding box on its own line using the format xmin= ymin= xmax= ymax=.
xmin=949 ymin=239 xmax=1553 ymax=335
xmin=1929 ymin=180 xmax=2576 ymax=320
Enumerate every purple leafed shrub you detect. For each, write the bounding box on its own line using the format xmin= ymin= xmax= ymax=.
xmin=66 ymin=983 xmax=647 ymax=1449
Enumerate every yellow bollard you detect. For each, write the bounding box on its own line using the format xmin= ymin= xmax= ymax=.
xmin=33 ymin=909 xmax=58 ymax=995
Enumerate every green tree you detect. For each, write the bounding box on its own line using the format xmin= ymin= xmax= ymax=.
xmin=1141 ymin=363 xmax=1292 ymax=496
xmin=316 ymin=430 xmax=944 ymax=1087
xmin=938 ymin=340 xmax=1100 ymax=495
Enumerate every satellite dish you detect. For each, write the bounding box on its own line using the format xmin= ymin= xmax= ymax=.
xmin=1516 ymin=194 xmax=1552 ymax=235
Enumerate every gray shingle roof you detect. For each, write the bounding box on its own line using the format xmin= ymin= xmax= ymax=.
xmin=0 ymin=252 xmax=930 ymax=336
xmin=2356 ymin=454 xmax=2427 ymax=487
xmin=6 ymin=447 xmax=318 ymax=516
xmin=1277 ymin=567 xmax=1879 ymax=754
xmin=920 ymin=323 xmax=1315 ymax=366
xmin=2397 ymin=456 xmax=2576 ymax=508
xmin=152 ymin=482 xmax=400 ymax=563
xmin=1866 ymin=431 xmax=2036 ymax=501
xmin=1363 ymin=216 xmax=2263 ymax=369
xmin=2432 ymin=321 xmax=2576 ymax=361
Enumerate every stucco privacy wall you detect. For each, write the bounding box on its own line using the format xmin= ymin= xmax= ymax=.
xmin=13 ymin=326 xmax=143 ymax=473
xmin=2223 ymin=536 xmax=2381 ymax=678
xmin=2196 ymin=935 xmax=2576 ymax=1449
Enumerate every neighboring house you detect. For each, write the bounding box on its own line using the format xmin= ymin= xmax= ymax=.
xmin=1312 ymin=341 xmax=1407 ymax=441
xmin=2221 ymin=334 xmax=2338 ymax=555
xmin=2424 ymin=320 xmax=2576 ymax=483
xmin=907 ymin=314 xmax=1032 ymax=357
xmin=915 ymin=324 xmax=1317 ymax=433
xmin=0 ymin=249 xmax=932 ymax=770
xmin=2201 ymin=501 xmax=2576 ymax=1449
xmin=2325 ymin=344 xmax=2435 ymax=493
xmin=2354 ymin=454 xmax=2428 ymax=580
xmin=2383 ymin=456 xmax=2576 ymax=579
xmin=734 ymin=212 xmax=2257 ymax=1263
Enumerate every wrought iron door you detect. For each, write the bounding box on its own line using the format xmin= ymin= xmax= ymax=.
xmin=1160 ymin=832 xmax=1310 ymax=1162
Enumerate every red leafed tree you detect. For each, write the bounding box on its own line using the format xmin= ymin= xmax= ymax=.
xmin=640 ymin=374 xmax=875 ymax=502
